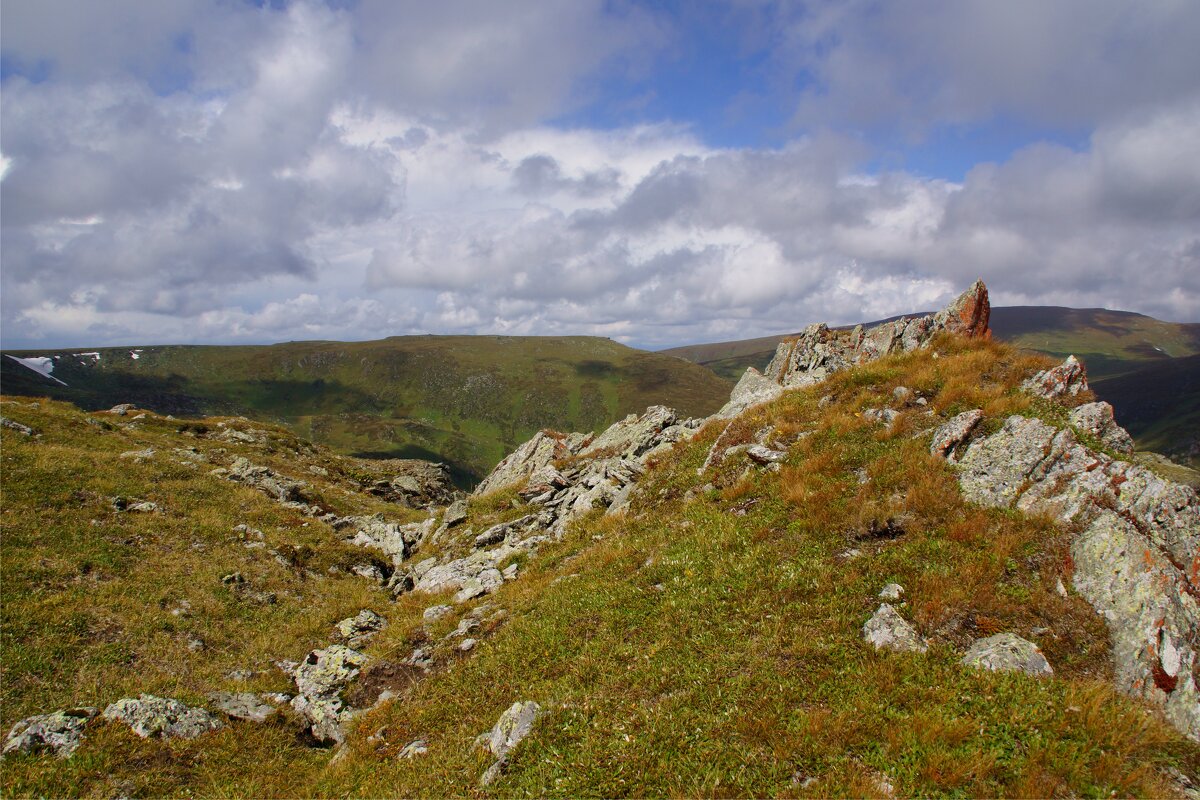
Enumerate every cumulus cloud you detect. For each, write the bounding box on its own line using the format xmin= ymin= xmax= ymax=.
xmin=1 ymin=0 xmax=1196 ymax=351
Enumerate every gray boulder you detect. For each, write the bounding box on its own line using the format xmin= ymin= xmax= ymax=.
xmin=102 ymin=695 xmax=223 ymax=739
xmin=226 ymin=457 xmax=308 ymax=504
xmin=444 ymin=499 xmax=469 ymax=527
xmin=475 ymin=431 xmax=585 ymax=496
xmin=961 ymin=633 xmax=1053 ymax=676
xmin=746 ymin=445 xmax=787 ymax=464
xmin=862 ymin=604 xmax=927 ymax=653
xmin=3 ymin=708 xmax=97 ymax=758
xmin=0 ymin=417 xmax=35 ymax=436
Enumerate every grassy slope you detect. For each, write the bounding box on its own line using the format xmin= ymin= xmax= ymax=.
xmin=4 ymin=337 xmax=1196 ymax=797
xmin=660 ymin=306 xmax=1200 ymax=456
xmin=2 ymin=336 xmax=732 ymax=486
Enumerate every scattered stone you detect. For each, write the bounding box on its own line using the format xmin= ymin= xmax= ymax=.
xmin=108 ymin=404 xmax=136 ymax=416
xmin=878 ymin=583 xmax=904 ymax=601
xmin=892 ymin=386 xmax=913 ymax=403
xmin=1055 ymin=577 xmax=1068 ymax=598
xmin=863 ymin=604 xmax=927 ymax=653
xmin=929 ymin=409 xmax=984 ymax=461
xmin=863 ymin=407 xmax=900 ymax=426
xmin=1022 ymin=355 xmax=1088 ymax=399
xmin=398 ymin=739 xmax=428 ymax=759
xmin=118 ymin=448 xmax=156 ymax=462
xmin=479 ymin=701 xmax=543 ymax=786
xmin=474 ymin=524 xmax=508 ymax=549
xmin=102 ymin=695 xmax=223 ymax=739
xmin=746 ymin=445 xmax=786 ymax=464
xmin=444 ymin=499 xmax=469 ymax=527
xmin=221 ymin=572 xmax=245 ymax=586
xmin=226 ymin=457 xmax=309 ymax=504
xmin=0 ymin=417 xmax=34 ymax=436
xmin=207 ymin=692 xmax=281 ymax=724
xmin=334 ymin=610 xmax=387 ymax=649
xmin=187 ymin=637 xmax=206 ymax=652
xmin=961 ymin=633 xmax=1053 ymax=676
xmin=3 ymin=708 xmax=97 ymax=758
xmin=502 ymin=563 xmax=519 ymax=581
xmin=1069 ymin=401 xmax=1135 ymax=453
xmin=422 ymin=604 xmax=453 ymax=623
xmin=459 ymin=638 xmax=477 ymax=652
xmin=351 ymin=563 xmax=385 ymax=583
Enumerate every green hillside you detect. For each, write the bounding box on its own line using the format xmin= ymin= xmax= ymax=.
xmin=1 ymin=337 xmax=732 ymax=486
xmin=661 ymin=306 xmax=1200 ymax=458
xmin=2 ymin=337 xmax=1195 ymax=797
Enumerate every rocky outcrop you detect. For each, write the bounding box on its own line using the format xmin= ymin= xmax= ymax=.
xmin=929 ymin=410 xmax=985 ymax=461
xmin=943 ymin=409 xmax=1200 ymax=740
xmin=224 ymin=457 xmax=309 ymax=504
xmin=102 ymin=695 xmax=223 ymax=740
xmin=716 ymin=368 xmax=785 ymax=418
xmin=473 ymin=431 xmax=591 ymax=496
xmin=3 ymin=708 xmax=96 ymax=758
xmin=762 ymin=280 xmax=991 ymax=390
xmin=363 ymin=459 xmax=459 ymax=508
xmin=961 ymin=633 xmax=1053 ymax=676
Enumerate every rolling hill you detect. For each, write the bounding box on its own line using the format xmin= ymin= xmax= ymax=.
xmin=1 ymin=336 xmax=732 ymax=487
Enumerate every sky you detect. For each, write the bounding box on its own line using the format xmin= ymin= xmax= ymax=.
xmin=1 ymin=0 xmax=1198 ymax=351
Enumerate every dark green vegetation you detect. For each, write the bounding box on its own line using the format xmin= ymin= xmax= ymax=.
xmin=1 ymin=336 xmax=732 ymax=486
xmin=3 ymin=336 xmax=1196 ymax=797
xmin=661 ymin=306 xmax=1200 ymax=464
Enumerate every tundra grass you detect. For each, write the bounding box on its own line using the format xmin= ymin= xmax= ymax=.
xmin=3 ymin=337 xmax=1197 ymax=797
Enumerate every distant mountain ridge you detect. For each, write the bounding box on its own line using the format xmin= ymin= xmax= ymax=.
xmin=0 ymin=335 xmax=732 ymax=486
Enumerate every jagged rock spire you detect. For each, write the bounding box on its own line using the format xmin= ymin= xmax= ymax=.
xmin=718 ymin=280 xmax=993 ymax=417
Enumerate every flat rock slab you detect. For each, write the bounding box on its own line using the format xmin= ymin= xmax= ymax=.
xmin=102 ymin=695 xmax=223 ymax=739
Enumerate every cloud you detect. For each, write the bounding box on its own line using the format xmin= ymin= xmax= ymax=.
xmin=1 ymin=0 xmax=1196 ymax=351
xmin=778 ymin=0 xmax=1200 ymax=133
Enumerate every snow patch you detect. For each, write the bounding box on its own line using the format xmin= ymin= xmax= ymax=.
xmin=5 ymin=355 xmax=68 ymax=386
xmin=74 ymin=352 xmax=101 ymax=362
xmin=130 ymin=350 xmax=142 ymax=360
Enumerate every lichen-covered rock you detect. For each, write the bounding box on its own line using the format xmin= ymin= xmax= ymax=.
xmin=961 ymin=633 xmax=1053 ymax=676
xmin=878 ymin=583 xmax=904 ymax=601
xmin=3 ymin=708 xmax=96 ymax=758
xmin=474 ymin=431 xmax=585 ymax=496
xmin=746 ymin=445 xmax=787 ymax=464
xmin=226 ymin=457 xmax=308 ymax=504
xmin=1069 ymin=401 xmax=1135 ymax=453
xmin=716 ymin=367 xmax=785 ymax=418
xmin=479 ymin=700 xmax=543 ymax=785
xmin=443 ymin=499 xmax=469 ymax=527
xmin=334 ymin=610 xmax=387 ymax=649
xmin=207 ymin=692 xmax=284 ymax=724
xmin=952 ymin=409 xmax=1200 ymax=741
xmin=0 ymin=417 xmax=35 ymax=436
xmin=102 ymin=695 xmax=223 ymax=739
xmin=1071 ymin=513 xmax=1199 ymax=740
xmin=929 ymin=409 xmax=984 ymax=461
xmin=1022 ymin=355 xmax=1088 ymax=399
xmin=580 ymin=405 xmax=696 ymax=461
xmin=862 ymin=604 xmax=927 ymax=653
xmin=291 ymin=645 xmax=368 ymax=745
